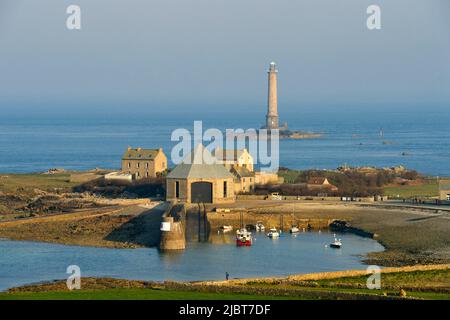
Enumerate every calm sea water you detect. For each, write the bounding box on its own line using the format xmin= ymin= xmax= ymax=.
xmin=0 ymin=231 xmax=383 ymax=291
xmin=0 ymin=109 xmax=449 ymax=176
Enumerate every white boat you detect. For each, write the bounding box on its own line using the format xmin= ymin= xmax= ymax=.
xmin=220 ymin=225 xmax=233 ymax=232
xmin=236 ymin=228 xmax=248 ymax=236
xmin=329 ymin=238 xmax=342 ymax=248
xmin=267 ymin=228 xmax=280 ymax=238
xmin=256 ymin=222 xmax=265 ymax=232
xmin=289 ymin=226 xmax=300 ymax=234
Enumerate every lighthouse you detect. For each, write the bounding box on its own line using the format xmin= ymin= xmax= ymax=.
xmin=266 ymin=62 xmax=279 ymax=130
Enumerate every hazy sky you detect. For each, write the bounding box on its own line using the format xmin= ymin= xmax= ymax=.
xmin=1 ymin=0 xmax=449 ymax=114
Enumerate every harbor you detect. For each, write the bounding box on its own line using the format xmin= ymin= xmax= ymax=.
xmin=0 ymin=229 xmax=383 ymax=292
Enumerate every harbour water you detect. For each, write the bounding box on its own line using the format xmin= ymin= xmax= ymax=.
xmin=1 ymin=109 xmax=449 ymax=176
xmin=0 ymin=231 xmax=383 ymax=291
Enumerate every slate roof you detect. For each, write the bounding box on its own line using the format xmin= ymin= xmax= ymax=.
xmin=122 ymin=148 xmax=160 ymax=160
xmin=167 ymin=144 xmax=234 ymax=180
xmin=231 ymin=167 xmax=255 ymax=178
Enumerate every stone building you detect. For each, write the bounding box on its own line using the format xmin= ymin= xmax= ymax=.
xmin=121 ymin=147 xmax=167 ymax=179
xmin=213 ymin=147 xmax=254 ymax=172
xmin=439 ymin=179 xmax=450 ymax=201
xmin=166 ymin=144 xmax=235 ymax=204
xmin=231 ymin=167 xmax=255 ymax=194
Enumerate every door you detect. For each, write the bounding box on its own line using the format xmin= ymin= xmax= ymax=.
xmin=191 ymin=182 xmax=213 ymax=203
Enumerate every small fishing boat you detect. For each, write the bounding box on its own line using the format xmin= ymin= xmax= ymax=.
xmin=329 ymin=238 xmax=342 ymax=248
xmin=256 ymin=221 xmax=265 ymax=232
xmin=236 ymin=228 xmax=248 ymax=236
xmin=289 ymin=226 xmax=300 ymax=234
xmin=267 ymin=228 xmax=280 ymax=238
xmin=220 ymin=225 xmax=233 ymax=232
xmin=236 ymin=229 xmax=252 ymax=246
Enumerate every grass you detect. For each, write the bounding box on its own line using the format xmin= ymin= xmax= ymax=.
xmin=311 ymin=269 xmax=450 ymax=288
xmin=0 ymin=289 xmax=305 ymax=300
xmin=2 ymin=269 xmax=449 ymax=300
xmin=244 ymin=268 xmax=450 ymax=300
xmin=278 ymin=170 xmax=301 ymax=184
xmin=0 ymin=173 xmax=78 ymax=193
xmin=383 ymin=179 xmax=439 ymax=199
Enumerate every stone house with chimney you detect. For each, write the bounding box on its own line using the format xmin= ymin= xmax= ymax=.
xmin=213 ymin=147 xmax=254 ymax=172
xmin=121 ymin=147 xmax=167 ymax=179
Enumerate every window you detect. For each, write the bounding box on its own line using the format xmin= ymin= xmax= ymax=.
xmin=146 ymin=162 xmax=149 ymax=169
xmin=175 ymin=181 xmax=180 ymax=198
xmin=146 ymin=172 xmax=149 ymax=178
xmin=128 ymin=162 xmax=131 ymax=168
xmin=136 ymin=172 xmax=140 ymax=177
xmin=447 ymin=194 xmax=450 ymax=201
xmin=223 ymin=181 xmax=227 ymax=198
xmin=136 ymin=162 xmax=140 ymax=168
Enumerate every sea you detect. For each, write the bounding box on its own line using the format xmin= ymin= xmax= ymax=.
xmin=0 ymin=108 xmax=449 ymax=176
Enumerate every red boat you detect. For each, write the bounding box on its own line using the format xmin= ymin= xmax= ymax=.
xmin=236 ymin=229 xmax=252 ymax=246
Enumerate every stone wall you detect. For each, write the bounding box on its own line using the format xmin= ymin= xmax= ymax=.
xmin=159 ymin=216 xmax=186 ymax=250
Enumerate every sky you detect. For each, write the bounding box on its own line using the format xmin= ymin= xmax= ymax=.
xmin=0 ymin=0 xmax=449 ymax=116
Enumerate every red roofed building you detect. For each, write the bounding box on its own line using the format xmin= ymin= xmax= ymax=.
xmin=307 ymin=177 xmax=338 ymax=192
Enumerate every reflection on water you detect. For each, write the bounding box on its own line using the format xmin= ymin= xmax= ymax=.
xmin=0 ymin=231 xmax=383 ymax=291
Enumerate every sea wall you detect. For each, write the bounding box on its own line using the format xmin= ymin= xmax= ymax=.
xmin=236 ymin=195 xmax=375 ymax=202
xmin=207 ymin=211 xmax=332 ymax=231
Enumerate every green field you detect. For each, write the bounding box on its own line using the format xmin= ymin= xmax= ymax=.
xmin=0 ymin=173 xmax=78 ymax=193
xmin=383 ymin=179 xmax=439 ymax=198
xmin=0 ymin=289 xmax=304 ymax=300
xmin=1 ymin=268 xmax=448 ymax=300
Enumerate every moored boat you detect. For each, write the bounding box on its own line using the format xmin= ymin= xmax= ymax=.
xmin=267 ymin=228 xmax=280 ymax=238
xmin=220 ymin=225 xmax=233 ymax=232
xmin=256 ymin=221 xmax=265 ymax=232
xmin=289 ymin=226 xmax=300 ymax=234
xmin=329 ymin=238 xmax=342 ymax=248
xmin=236 ymin=229 xmax=252 ymax=246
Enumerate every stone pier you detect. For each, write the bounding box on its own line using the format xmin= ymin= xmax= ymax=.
xmin=159 ymin=214 xmax=186 ymax=251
